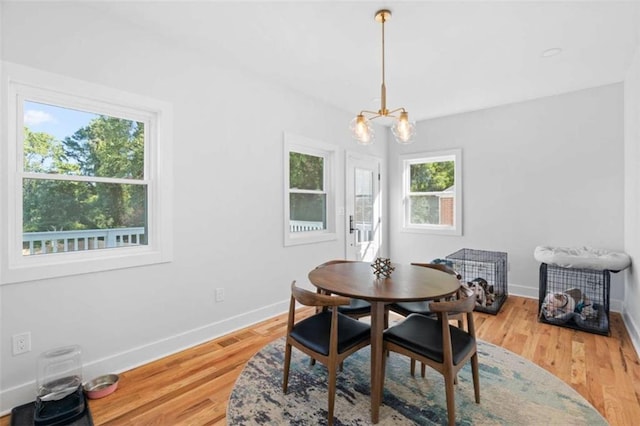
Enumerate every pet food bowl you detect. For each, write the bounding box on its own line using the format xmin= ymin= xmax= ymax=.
xmin=83 ymin=374 xmax=119 ymax=399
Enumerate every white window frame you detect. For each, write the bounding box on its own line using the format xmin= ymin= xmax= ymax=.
xmin=284 ymin=132 xmax=337 ymax=246
xmin=401 ymin=149 xmax=462 ymax=236
xmin=1 ymin=62 xmax=173 ymax=284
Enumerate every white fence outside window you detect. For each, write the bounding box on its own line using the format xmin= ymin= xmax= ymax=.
xmin=22 ymin=227 xmax=146 ymax=255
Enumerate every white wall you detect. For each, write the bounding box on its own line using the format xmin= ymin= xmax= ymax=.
xmin=0 ymin=3 xmax=388 ymax=412
xmin=389 ymin=85 xmax=626 ymax=305
xmin=623 ymin=11 xmax=640 ymax=355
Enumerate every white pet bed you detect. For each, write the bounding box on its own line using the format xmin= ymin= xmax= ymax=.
xmin=534 ymin=246 xmax=631 ymax=271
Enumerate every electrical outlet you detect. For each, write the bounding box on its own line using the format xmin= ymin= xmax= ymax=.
xmin=12 ymin=332 xmax=31 ymax=355
xmin=215 ymin=288 xmax=225 ymax=302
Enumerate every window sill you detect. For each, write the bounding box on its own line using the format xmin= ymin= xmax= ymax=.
xmin=401 ymin=226 xmax=462 ymax=237
xmin=1 ymin=246 xmax=173 ymax=284
xmin=284 ymin=231 xmax=337 ymax=247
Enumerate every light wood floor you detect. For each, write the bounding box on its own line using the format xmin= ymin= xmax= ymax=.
xmin=2 ymin=296 xmax=639 ymax=425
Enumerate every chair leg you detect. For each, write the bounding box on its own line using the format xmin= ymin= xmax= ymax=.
xmin=328 ymin=362 xmax=337 ymax=426
xmin=471 ymin=353 xmax=480 ymax=403
xmin=421 ymin=362 xmax=426 ymax=378
xmin=410 ymin=358 xmax=416 ymax=376
xmin=381 ymin=350 xmax=387 ymax=403
xmin=309 ymin=357 xmax=316 ymax=366
xmin=283 ymin=343 xmax=292 ymax=392
xmin=444 ymin=372 xmax=457 ymax=426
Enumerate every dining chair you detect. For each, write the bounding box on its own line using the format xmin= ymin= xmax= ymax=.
xmin=383 ymin=286 xmax=480 ymax=426
xmin=283 ymin=281 xmax=371 ymax=426
xmin=387 ymin=262 xmax=464 ymax=374
xmin=387 ymin=262 xmax=462 ymax=320
xmin=315 ymin=260 xmax=372 ymax=319
xmin=310 ymin=260 xmax=371 ymax=369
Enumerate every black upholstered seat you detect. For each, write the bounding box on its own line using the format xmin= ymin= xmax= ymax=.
xmin=387 ymin=300 xmax=433 ymax=318
xmin=337 ymin=298 xmax=372 ymax=318
xmin=383 ymin=313 xmax=475 ymax=365
xmin=290 ymin=310 xmax=371 ymax=356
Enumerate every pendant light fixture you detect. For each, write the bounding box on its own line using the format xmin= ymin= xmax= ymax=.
xmin=350 ymin=9 xmax=416 ymax=145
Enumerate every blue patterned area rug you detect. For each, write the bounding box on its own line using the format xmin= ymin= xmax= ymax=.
xmin=227 ymin=337 xmax=607 ymax=425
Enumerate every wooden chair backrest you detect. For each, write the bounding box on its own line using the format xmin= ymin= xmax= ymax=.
xmin=410 ymin=262 xmax=462 ymax=280
xmin=290 ymin=281 xmax=351 ymax=307
xmin=429 ymin=285 xmax=477 ymax=340
xmin=316 ymin=259 xmax=358 ymax=269
xmin=429 ymin=285 xmax=475 ymax=314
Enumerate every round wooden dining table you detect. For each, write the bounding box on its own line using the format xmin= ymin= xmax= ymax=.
xmin=308 ymin=261 xmax=461 ymax=424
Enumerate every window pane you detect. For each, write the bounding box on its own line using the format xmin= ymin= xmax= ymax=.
xmin=23 ymin=101 xmax=144 ymax=179
xmin=289 ymin=193 xmax=326 ymax=232
xmin=409 ymin=195 xmax=440 ymax=225
xmin=23 ymin=179 xmax=147 ymax=255
xmin=355 ymin=168 xmax=374 ymax=243
xmin=410 ymin=161 xmax=454 ymax=192
xmin=289 ymin=152 xmax=324 ymax=190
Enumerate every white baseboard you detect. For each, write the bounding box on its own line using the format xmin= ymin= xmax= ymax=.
xmin=507 ymin=283 xmax=539 ymax=300
xmin=0 ymin=298 xmax=289 ymax=415
xmin=622 ymin=310 xmax=640 ymax=358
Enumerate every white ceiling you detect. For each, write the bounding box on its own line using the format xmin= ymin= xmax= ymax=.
xmin=89 ymin=0 xmax=639 ymax=122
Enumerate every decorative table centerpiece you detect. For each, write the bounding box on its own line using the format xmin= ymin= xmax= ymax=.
xmin=371 ymin=257 xmax=395 ymax=278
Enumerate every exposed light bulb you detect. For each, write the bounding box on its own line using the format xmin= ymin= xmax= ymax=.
xmin=392 ymin=111 xmax=416 ymax=144
xmin=350 ymin=114 xmax=375 ymax=145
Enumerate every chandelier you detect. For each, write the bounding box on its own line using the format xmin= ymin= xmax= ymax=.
xmin=350 ymin=9 xmax=416 ymax=145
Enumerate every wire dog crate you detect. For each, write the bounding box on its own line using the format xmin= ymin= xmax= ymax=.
xmin=446 ymin=248 xmax=508 ymax=314
xmin=538 ymin=263 xmax=610 ymax=336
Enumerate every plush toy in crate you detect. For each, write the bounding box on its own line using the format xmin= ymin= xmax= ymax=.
xmin=461 ymin=278 xmax=496 ymax=307
xmin=539 ymin=287 xmax=599 ymax=324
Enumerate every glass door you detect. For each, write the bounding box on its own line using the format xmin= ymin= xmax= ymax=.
xmin=345 ymin=153 xmax=381 ymax=261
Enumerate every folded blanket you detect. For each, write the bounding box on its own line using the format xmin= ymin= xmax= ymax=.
xmin=534 ymin=246 xmax=631 ymax=271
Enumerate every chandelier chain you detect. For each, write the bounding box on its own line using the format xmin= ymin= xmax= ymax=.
xmin=381 ymin=12 xmax=385 ymax=88
xmin=380 ymin=11 xmax=387 ymax=114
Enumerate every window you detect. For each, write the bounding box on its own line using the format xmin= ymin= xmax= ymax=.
xmin=284 ymin=133 xmax=336 ymax=246
xmin=22 ymin=101 xmax=147 ymax=255
xmin=401 ymin=149 xmax=462 ymax=235
xmin=1 ymin=63 xmax=173 ymax=283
